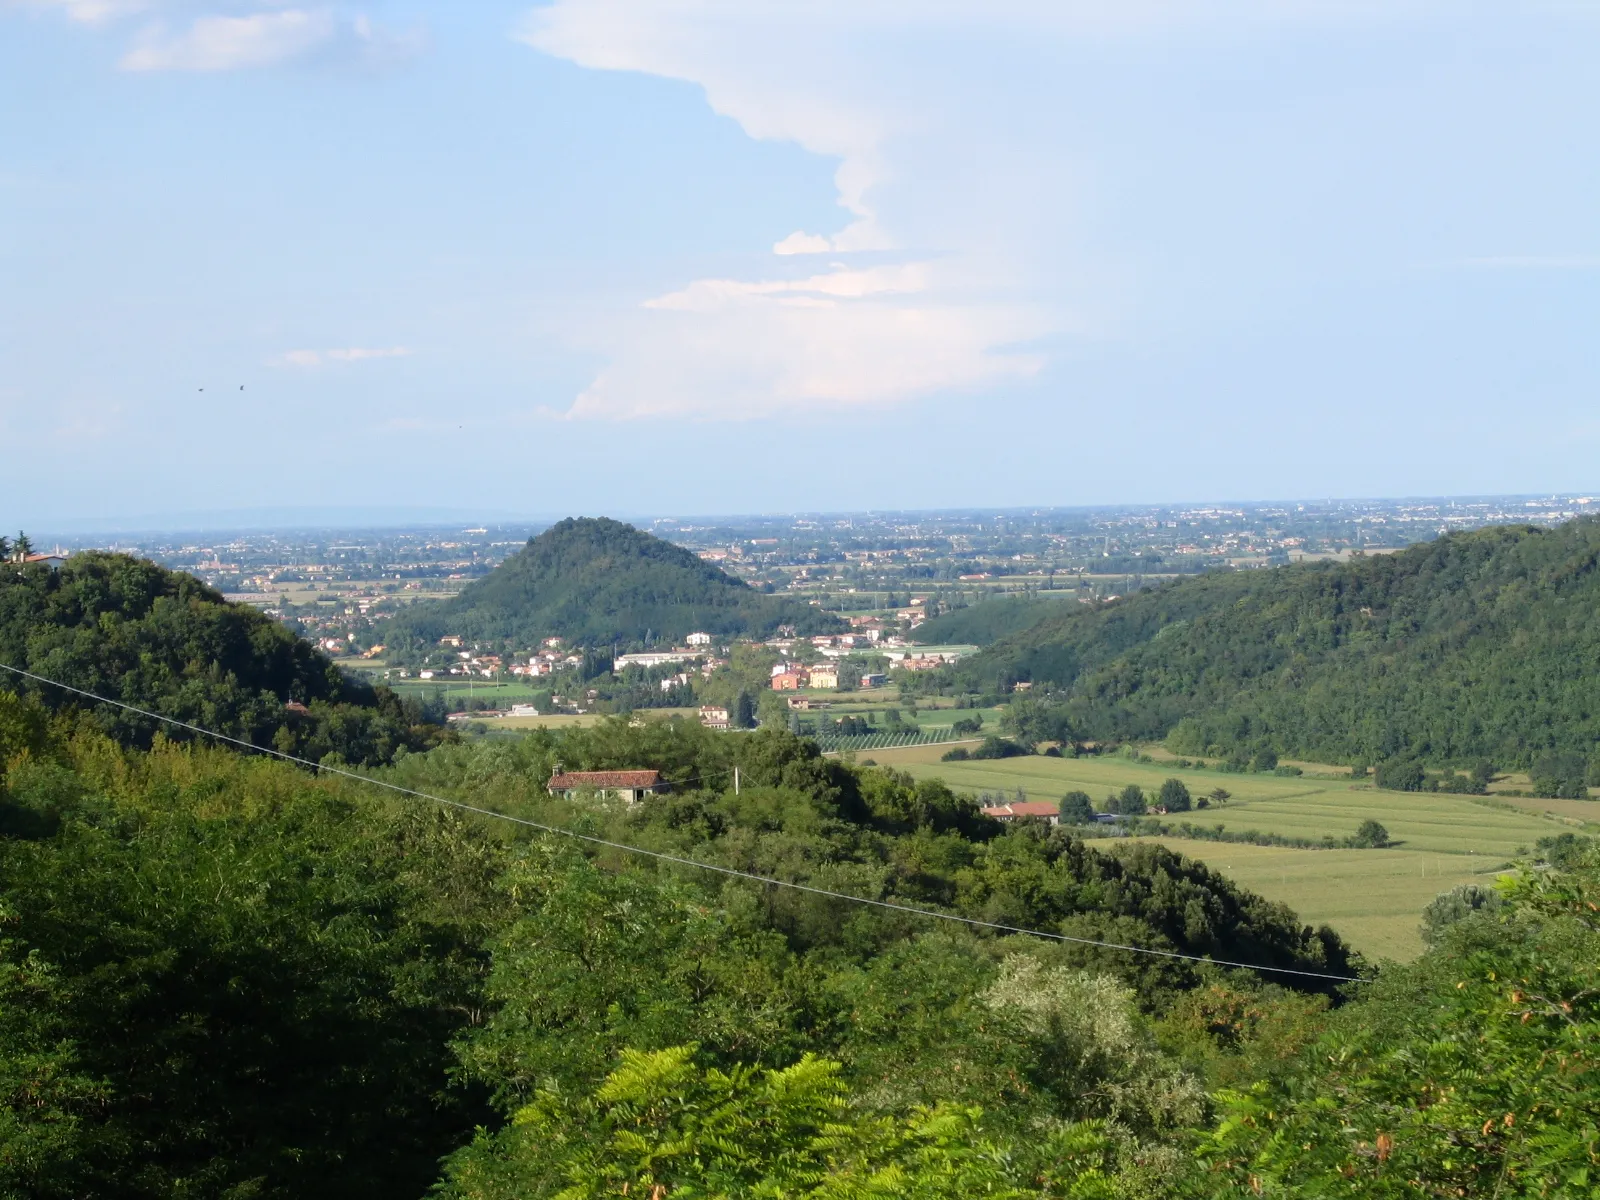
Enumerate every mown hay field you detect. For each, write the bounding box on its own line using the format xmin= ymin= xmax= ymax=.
xmin=863 ymin=745 xmax=1595 ymax=960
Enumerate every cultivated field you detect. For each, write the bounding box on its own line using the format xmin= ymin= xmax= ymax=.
xmin=474 ymin=707 xmax=701 ymax=731
xmin=1123 ymin=838 xmax=1502 ymax=962
xmin=863 ymin=744 xmax=1596 ymax=960
xmin=387 ymin=679 xmax=550 ymax=703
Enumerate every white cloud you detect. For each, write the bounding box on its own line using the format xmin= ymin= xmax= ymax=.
xmin=274 ymin=346 xmax=412 ymax=367
xmin=773 ymin=231 xmax=833 ymax=256
xmin=521 ymin=2 xmax=1067 ymax=418
xmin=570 ymin=259 xmax=1048 ymax=420
xmin=21 ymin=0 xmax=149 ymax=25
xmin=122 ymin=10 xmax=334 ymax=71
xmin=525 ymin=0 xmax=1597 ymax=421
xmin=13 ymin=2 xmax=425 ymax=71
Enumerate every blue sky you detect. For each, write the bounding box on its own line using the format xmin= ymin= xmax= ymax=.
xmin=3 ymin=1 xmax=1598 ymax=527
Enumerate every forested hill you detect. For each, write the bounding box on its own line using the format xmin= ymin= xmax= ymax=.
xmin=383 ymin=516 xmax=839 ymax=648
xmin=960 ymin=517 xmax=1600 ymax=767
xmin=0 ymin=551 xmax=448 ymax=764
xmin=911 ymin=593 xmax=1076 ymax=646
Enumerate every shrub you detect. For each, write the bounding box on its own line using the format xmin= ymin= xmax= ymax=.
xmin=940 ymin=747 xmax=969 ymax=762
xmin=1349 ymin=819 xmax=1390 ymax=848
xmin=1419 ymin=884 xmax=1503 ymax=945
xmin=1374 ymin=760 xmax=1426 ymax=792
xmin=1250 ymin=749 xmax=1278 ymax=773
xmin=969 ymin=736 xmax=1027 ymax=760
xmin=1535 ymin=832 xmax=1597 ymax=868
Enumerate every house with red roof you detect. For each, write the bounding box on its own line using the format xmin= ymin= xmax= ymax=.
xmin=547 ymin=768 xmax=665 ymax=803
xmin=980 ymin=800 xmax=1061 ymax=825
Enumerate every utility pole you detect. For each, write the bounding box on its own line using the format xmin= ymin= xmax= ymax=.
xmin=734 ymin=767 xmax=740 ymax=795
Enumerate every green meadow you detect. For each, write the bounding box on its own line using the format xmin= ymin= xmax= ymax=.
xmin=863 ymin=744 xmax=1596 ymax=960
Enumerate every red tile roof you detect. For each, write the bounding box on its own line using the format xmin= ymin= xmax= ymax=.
xmin=548 ymin=770 xmax=663 ymax=791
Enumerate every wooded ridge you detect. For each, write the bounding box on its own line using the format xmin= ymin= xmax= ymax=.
xmin=960 ymin=518 xmax=1600 ymax=768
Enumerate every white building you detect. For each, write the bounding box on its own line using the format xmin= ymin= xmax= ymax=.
xmin=615 ymin=651 xmax=695 ymax=670
xmin=686 ymin=631 xmax=713 ymax=647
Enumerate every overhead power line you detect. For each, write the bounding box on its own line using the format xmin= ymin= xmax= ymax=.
xmin=0 ymin=662 xmax=1366 ymax=984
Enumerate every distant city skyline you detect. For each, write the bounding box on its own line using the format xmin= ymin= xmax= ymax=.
xmin=4 ymin=2 xmax=1598 ymax=522
xmin=26 ymin=492 xmax=1598 ymax=544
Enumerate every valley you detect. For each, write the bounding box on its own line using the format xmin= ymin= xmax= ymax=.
xmin=861 ymin=743 xmax=1585 ymax=958
xmin=4 ymin=509 xmax=1598 ymax=1196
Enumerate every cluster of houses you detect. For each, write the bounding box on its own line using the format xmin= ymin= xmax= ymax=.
xmin=508 ymin=636 xmax=584 ymax=678
xmin=398 ymin=635 xmax=589 ymax=681
xmin=801 ymin=627 xmax=893 ymax=654
xmin=771 ymin=661 xmax=834 ymax=691
xmin=881 ymin=647 xmax=969 ymax=672
xmin=611 ymin=636 xmax=727 ymax=681
xmin=400 ymin=632 xmax=734 ymax=695
xmin=768 ymin=661 xmax=890 ymax=691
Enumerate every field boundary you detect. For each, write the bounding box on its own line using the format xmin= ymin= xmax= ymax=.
xmin=814 ymin=726 xmax=970 ymax=753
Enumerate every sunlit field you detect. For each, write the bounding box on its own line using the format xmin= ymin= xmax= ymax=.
xmin=862 ymin=744 xmax=1594 ymax=959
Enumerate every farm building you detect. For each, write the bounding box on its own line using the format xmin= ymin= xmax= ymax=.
xmin=547 ymin=769 xmax=665 ymax=803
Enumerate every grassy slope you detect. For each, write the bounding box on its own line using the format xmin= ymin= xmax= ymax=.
xmin=863 ymin=746 xmax=1590 ymax=959
xmin=1124 ymin=839 xmax=1494 ymax=962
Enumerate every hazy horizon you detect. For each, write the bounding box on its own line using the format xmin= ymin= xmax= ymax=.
xmin=19 ymin=491 xmax=1598 ymax=543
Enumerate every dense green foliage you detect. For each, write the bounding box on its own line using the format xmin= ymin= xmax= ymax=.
xmin=382 ymin=517 xmax=839 ymax=651
xmin=0 ymin=696 xmax=494 ymax=1197
xmin=444 ymin=1045 xmax=1060 ymax=1199
xmin=0 ymin=552 xmax=447 ymax=765
xmin=910 ymin=594 xmax=1073 ymax=647
xmin=964 ymin=519 xmax=1600 ymax=769
xmin=1203 ymin=847 xmax=1600 ymax=1197
xmin=4 ymin=675 xmax=1594 ymax=1196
